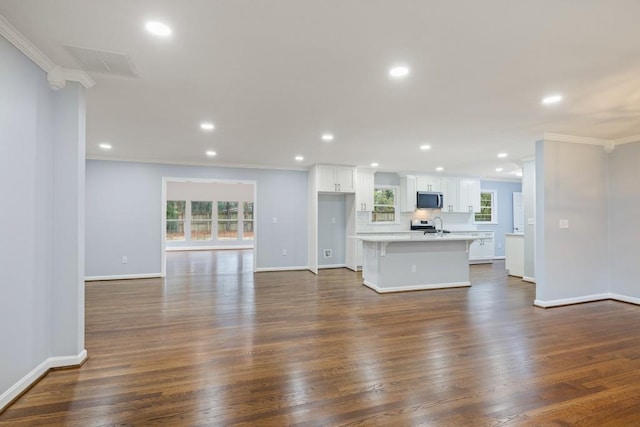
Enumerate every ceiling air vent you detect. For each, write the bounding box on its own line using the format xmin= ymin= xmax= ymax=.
xmin=63 ymin=45 xmax=138 ymax=77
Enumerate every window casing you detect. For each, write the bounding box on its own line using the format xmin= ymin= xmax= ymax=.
xmin=242 ymin=202 xmax=254 ymax=240
xmin=474 ymin=190 xmax=497 ymax=224
xmin=218 ymin=201 xmax=239 ymax=240
xmin=372 ymin=187 xmax=397 ymax=223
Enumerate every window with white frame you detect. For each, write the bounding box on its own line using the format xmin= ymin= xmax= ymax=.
xmin=474 ymin=190 xmax=497 ymax=224
xmin=166 ymin=200 xmax=186 ymax=240
xmin=191 ymin=201 xmax=213 ymax=240
xmin=242 ymin=202 xmax=254 ymax=240
xmin=372 ymin=187 xmax=397 ymax=223
xmin=218 ymin=201 xmax=239 ymax=240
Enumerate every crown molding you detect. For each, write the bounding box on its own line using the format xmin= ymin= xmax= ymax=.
xmin=614 ymin=134 xmax=640 ymax=146
xmin=542 ymin=133 xmax=612 ymax=146
xmin=0 ymin=14 xmax=94 ymax=89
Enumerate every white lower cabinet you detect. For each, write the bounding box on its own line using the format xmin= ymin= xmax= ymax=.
xmin=468 ymin=231 xmax=494 ymax=263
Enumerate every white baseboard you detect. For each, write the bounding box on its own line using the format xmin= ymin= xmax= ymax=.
xmin=166 ymin=245 xmax=253 ymax=251
xmin=318 ymin=264 xmax=347 ymax=269
xmin=534 ymin=293 xmax=610 ymax=308
xmin=363 ymin=280 xmax=471 ymax=294
xmin=85 ymin=273 xmax=162 ymax=282
xmin=522 ymin=276 xmax=536 ymax=283
xmin=493 ymin=256 xmax=506 ymax=260
xmin=255 ymin=266 xmax=309 ymax=273
xmin=0 ymin=349 xmax=87 ymax=412
xmin=609 ymin=293 xmax=640 ymax=306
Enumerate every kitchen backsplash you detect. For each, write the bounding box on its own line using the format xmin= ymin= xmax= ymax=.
xmin=357 ymin=210 xmax=477 ymax=232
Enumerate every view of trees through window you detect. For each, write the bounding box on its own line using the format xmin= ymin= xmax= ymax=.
xmin=166 ymin=201 xmax=186 ymax=240
xmin=372 ymin=188 xmax=396 ymax=222
xmin=166 ymin=200 xmax=254 ymax=242
xmin=191 ymin=201 xmax=212 ymax=240
xmin=475 ymin=191 xmax=495 ymax=223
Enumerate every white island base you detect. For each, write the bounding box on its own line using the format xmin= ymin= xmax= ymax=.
xmin=359 ymin=235 xmax=477 ymax=293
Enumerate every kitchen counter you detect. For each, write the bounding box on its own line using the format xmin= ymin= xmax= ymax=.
xmin=355 ymin=234 xmax=478 ymax=293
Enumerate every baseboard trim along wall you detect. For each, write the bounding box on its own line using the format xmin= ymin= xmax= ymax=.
xmin=364 ymin=281 xmax=471 ymax=294
xmin=0 ymin=350 xmax=87 ymax=412
xmin=493 ymin=256 xmax=506 ymax=260
xmin=254 ymin=266 xmax=309 ymax=273
xmin=85 ymin=273 xmax=163 ymax=282
xmin=522 ymin=276 xmax=536 ymax=283
xmin=166 ymin=245 xmax=254 ymax=251
xmin=534 ymin=293 xmax=640 ymax=308
xmin=318 ymin=264 xmax=347 ymax=269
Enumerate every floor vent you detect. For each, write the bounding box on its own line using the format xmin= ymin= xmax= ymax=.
xmin=63 ymin=45 xmax=138 ymax=77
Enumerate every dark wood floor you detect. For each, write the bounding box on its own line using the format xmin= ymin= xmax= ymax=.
xmin=2 ymin=250 xmax=640 ymax=426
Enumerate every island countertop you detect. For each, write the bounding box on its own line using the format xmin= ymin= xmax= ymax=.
xmin=354 ymin=234 xmax=478 ymax=243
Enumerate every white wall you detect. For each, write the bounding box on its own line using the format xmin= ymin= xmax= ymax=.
xmin=85 ymin=160 xmax=308 ymax=277
xmin=535 ymin=139 xmax=609 ymax=305
xmin=608 ymin=141 xmax=640 ymax=300
xmin=0 ymin=36 xmax=85 ymax=409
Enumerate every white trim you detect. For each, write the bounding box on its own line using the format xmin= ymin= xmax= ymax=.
xmin=614 ymin=134 xmax=640 ymax=145
xmin=534 ymin=293 xmax=610 ymax=308
xmin=610 ymin=293 xmax=640 ymax=306
xmin=543 ymin=133 xmax=612 ymax=146
xmin=85 ymin=273 xmax=162 ymax=282
xmin=363 ymin=280 xmax=470 ymax=293
xmin=473 ymin=189 xmax=498 ymax=225
xmin=522 ymin=276 xmax=536 ymax=283
xmin=0 ymin=15 xmax=94 ymax=89
xmin=493 ymin=256 xmax=506 ymax=260
xmin=255 ymin=266 xmax=309 ymax=273
xmin=318 ymin=264 xmax=347 ymax=269
xmin=0 ymin=350 xmax=87 ymax=412
xmin=166 ymin=245 xmax=254 ymax=251
xmin=86 ymin=155 xmax=309 ymax=172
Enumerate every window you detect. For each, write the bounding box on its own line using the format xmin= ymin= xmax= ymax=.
xmin=242 ymin=202 xmax=254 ymax=240
xmin=191 ymin=201 xmax=213 ymax=240
xmin=166 ymin=201 xmax=186 ymax=240
xmin=474 ymin=190 xmax=497 ymax=224
xmin=218 ymin=201 xmax=239 ymax=240
xmin=372 ymin=187 xmax=396 ymax=223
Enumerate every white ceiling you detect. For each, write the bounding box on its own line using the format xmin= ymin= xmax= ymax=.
xmin=2 ymin=0 xmax=640 ymax=179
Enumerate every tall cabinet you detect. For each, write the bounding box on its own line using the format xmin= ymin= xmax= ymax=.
xmin=308 ymin=164 xmax=357 ymax=274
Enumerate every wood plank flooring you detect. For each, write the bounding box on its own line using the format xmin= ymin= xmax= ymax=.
xmin=2 ymin=250 xmax=640 ymax=425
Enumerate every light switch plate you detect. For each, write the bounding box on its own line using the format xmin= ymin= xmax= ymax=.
xmin=559 ymin=219 xmax=569 ymax=229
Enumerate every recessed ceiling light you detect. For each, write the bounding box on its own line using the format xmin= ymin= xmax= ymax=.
xmin=389 ymin=66 xmax=410 ymax=78
xmin=295 ymin=155 xmax=304 ymax=161
xmin=496 ymin=168 xmax=504 ymax=172
xmin=206 ymin=150 xmax=216 ymax=157
xmin=497 ymin=152 xmax=508 ymax=158
xmin=435 ymin=166 xmax=444 ymax=172
xmin=321 ymin=133 xmax=334 ymax=142
xmin=200 ymin=122 xmax=215 ymax=131
xmin=99 ymin=143 xmax=112 ymax=150
xmin=371 ymin=162 xmax=379 ymax=167
xmin=145 ymin=21 xmax=172 ymax=37
xmin=420 ymin=144 xmax=431 ymax=151
xmin=542 ymin=94 xmax=563 ymax=105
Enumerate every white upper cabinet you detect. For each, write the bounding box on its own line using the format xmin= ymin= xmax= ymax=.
xmin=458 ymin=179 xmax=481 ymax=213
xmin=316 ymin=165 xmax=356 ymax=193
xmin=399 ymin=175 xmax=417 ymax=212
xmin=416 ymin=175 xmax=442 ymax=192
xmin=356 ymin=169 xmax=375 ymax=211
xmin=440 ymin=177 xmax=459 ymax=213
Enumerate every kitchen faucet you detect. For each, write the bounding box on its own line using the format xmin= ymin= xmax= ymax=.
xmin=433 ymin=216 xmax=443 ymax=235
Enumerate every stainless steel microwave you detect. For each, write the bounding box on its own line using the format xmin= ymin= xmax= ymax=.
xmin=416 ymin=191 xmax=443 ymax=209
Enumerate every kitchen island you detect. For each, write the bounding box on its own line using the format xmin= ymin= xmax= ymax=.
xmin=356 ymin=234 xmax=478 ymax=293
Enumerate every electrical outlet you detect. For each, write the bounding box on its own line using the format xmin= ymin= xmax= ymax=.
xmin=121 ymin=256 xmax=128 ymax=264
xmin=282 ymin=249 xmax=287 ymax=256
xmin=498 ymin=243 xmax=502 ymax=249
xmin=323 ymin=249 xmax=332 ymax=258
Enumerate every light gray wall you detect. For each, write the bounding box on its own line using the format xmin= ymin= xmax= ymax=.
xmin=318 ymin=194 xmax=346 ymax=266
xmin=374 ymin=172 xmax=400 ymax=186
xmin=0 ymin=36 xmax=85 ymax=404
xmin=608 ymin=141 xmax=640 ymax=298
xmin=85 ymin=160 xmax=308 ymax=276
xmin=535 ymin=140 xmax=609 ymax=303
xmin=477 ymin=180 xmax=522 ymax=257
